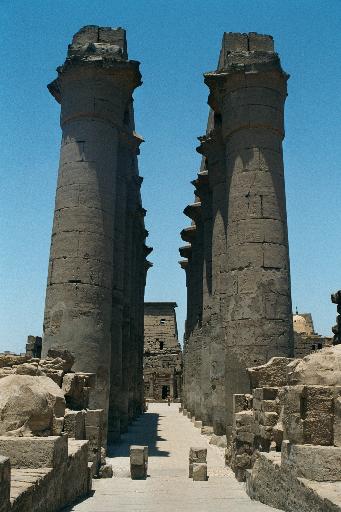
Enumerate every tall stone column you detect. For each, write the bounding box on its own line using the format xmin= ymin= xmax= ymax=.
xmin=193 ymin=169 xmax=213 ymax=425
xmin=42 ymin=26 xmax=141 ymax=443
xmin=183 ymin=200 xmax=204 ymax=419
xmin=205 ymin=32 xmax=294 ymax=432
xmin=197 ymin=128 xmax=227 ymax=435
xmin=108 ymin=130 xmax=142 ymax=442
xmin=178 ymin=258 xmax=189 ymax=409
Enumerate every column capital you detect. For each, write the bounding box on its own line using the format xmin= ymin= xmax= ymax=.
xmin=178 ymin=259 xmax=189 ymax=271
xmin=183 ymin=202 xmax=202 ymax=222
xmin=119 ymin=130 xmax=144 ymax=152
xmin=180 ymin=225 xmax=197 ymax=243
xmin=197 ymin=129 xmax=225 ymax=186
xmin=143 ymin=245 xmax=153 ymax=257
xmin=179 ymin=245 xmax=192 ymax=259
xmin=204 ymin=54 xmax=288 ymax=114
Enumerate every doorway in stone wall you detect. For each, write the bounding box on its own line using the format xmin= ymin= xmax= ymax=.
xmin=162 ymin=385 xmax=170 ymax=399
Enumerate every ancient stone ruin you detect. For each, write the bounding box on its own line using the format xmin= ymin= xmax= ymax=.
xmin=229 ymin=345 xmax=341 ymax=511
xmin=180 ymin=32 xmax=294 ymax=437
xmin=293 ymin=311 xmax=332 ymax=357
xmin=42 ymin=25 xmax=152 ymax=445
xmin=0 ymin=349 xmax=105 ymax=511
xmin=1 ymin=24 xmax=340 ymax=512
xmin=0 ymin=24 xmax=152 ymax=511
xmin=143 ymin=302 xmax=182 ymax=401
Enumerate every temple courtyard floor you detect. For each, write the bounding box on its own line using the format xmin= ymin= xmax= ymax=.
xmin=64 ymin=402 xmax=279 ymax=512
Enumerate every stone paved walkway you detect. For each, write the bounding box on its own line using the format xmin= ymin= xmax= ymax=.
xmin=64 ymin=403 xmax=279 ymax=512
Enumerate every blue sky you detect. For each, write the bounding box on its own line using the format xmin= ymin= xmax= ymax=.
xmin=0 ymin=0 xmax=340 ymax=353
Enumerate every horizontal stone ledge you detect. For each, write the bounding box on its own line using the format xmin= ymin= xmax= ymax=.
xmin=0 ymin=436 xmax=68 ymax=469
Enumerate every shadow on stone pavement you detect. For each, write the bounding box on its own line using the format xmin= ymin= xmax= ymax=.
xmin=107 ymin=412 xmax=170 ymax=458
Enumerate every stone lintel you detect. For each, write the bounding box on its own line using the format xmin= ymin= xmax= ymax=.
xmin=180 ymin=225 xmax=197 ymax=243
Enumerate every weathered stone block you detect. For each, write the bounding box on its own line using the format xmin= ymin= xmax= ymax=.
xmin=0 ymin=435 xmax=68 ymax=468
xmin=64 ymin=409 xmax=85 ymax=439
xmin=85 ymin=409 xmax=103 ymax=428
xmin=201 ymin=426 xmax=214 ymax=436
xmin=130 ymin=445 xmax=148 ymax=480
xmin=334 ymin=397 xmax=341 ymax=447
xmin=62 ymin=373 xmax=91 ymax=410
xmin=189 ymin=447 xmax=207 ymax=463
xmin=0 ymin=456 xmax=10 ymax=512
xmin=259 ymin=412 xmax=278 ymax=427
xmin=233 ymin=394 xmax=249 ymax=413
xmin=288 ymin=345 xmax=341 ymax=386
xmin=99 ymin=463 xmax=113 ymax=478
xmin=52 ymin=416 xmax=64 ymax=435
xmin=281 ymin=441 xmax=341 ymax=481
xmin=283 ymin=385 xmax=334 ymax=445
xmin=0 ymin=374 xmax=65 ymax=437
xmin=194 ymin=420 xmax=202 ymax=429
xmin=248 ymin=357 xmax=292 ymax=389
xmin=192 ymin=462 xmax=207 ymax=481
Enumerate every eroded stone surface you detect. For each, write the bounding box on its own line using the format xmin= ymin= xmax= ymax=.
xmin=0 ymin=374 xmax=65 ymax=436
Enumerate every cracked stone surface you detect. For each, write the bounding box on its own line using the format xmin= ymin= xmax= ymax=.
xmin=64 ymin=403 xmax=280 ymax=511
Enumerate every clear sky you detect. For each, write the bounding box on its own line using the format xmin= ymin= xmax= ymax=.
xmin=0 ymin=0 xmax=340 ymax=354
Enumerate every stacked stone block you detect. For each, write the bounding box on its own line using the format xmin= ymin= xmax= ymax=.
xmin=180 ymin=32 xmax=293 ymax=438
xmin=227 ymin=342 xmax=341 ymax=512
xmin=189 ymin=447 xmax=207 ymax=481
xmin=130 ymin=445 xmax=148 ymax=479
xmin=41 ymin=25 xmax=151 ymax=445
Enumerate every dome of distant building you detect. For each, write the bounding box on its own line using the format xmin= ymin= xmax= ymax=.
xmin=293 ymin=314 xmax=314 ymax=335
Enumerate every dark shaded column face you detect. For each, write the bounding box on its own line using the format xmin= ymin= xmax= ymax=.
xmin=43 ymin=26 xmax=141 ymax=441
xmin=205 ymin=32 xmax=293 ymax=430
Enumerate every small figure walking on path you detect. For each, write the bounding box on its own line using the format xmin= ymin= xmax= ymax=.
xmin=167 ymin=396 xmax=171 ymax=406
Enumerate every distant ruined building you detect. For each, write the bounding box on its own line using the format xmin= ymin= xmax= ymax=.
xmin=42 ymin=26 xmax=152 ymax=444
xmin=180 ymin=32 xmax=294 ymax=436
xmin=293 ymin=311 xmax=332 ymax=358
xmin=143 ymin=302 xmax=182 ymax=401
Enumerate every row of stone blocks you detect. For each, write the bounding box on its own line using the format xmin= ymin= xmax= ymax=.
xmin=179 ymin=406 xmax=208 ymax=480
xmin=179 ymin=407 xmax=203 ymax=429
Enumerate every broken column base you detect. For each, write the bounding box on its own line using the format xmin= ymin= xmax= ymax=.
xmin=246 ymin=451 xmax=341 ymax=512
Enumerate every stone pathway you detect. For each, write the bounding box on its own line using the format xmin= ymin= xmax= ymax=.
xmin=64 ymin=403 xmax=279 ymax=512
